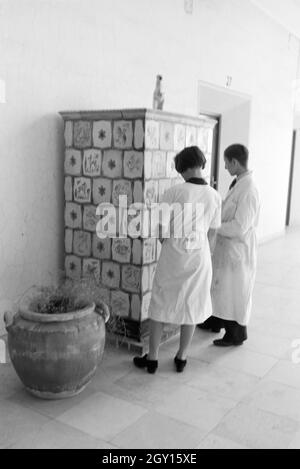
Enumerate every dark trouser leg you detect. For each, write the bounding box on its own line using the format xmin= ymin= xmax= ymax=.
xmin=197 ymin=316 xmax=225 ymax=333
xmin=223 ymin=320 xmax=247 ymax=344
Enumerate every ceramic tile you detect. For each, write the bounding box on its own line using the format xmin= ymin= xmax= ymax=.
xmin=73 ymin=230 xmax=92 ymax=257
xmin=92 ymin=178 xmax=112 ymax=205
xmin=124 ymin=151 xmax=143 ymax=179
xmin=83 ymin=205 xmax=98 ymax=232
xmin=82 ymin=258 xmax=101 ymax=280
xmin=92 ymin=235 xmax=111 ymax=260
xmin=101 ymin=261 xmax=120 ymax=289
xmin=111 ymin=411 xmax=205 ymax=449
xmin=242 ymin=379 xmax=300 ymax=422
xmin=74 ymin=121 xmax=92 ymax=149
xmin=83 ymin=149 xmax=102 ymax=176
xmin=65 ymin=228 xmax=73 ymax=254
xmin=121 ymin=265 xmax=141 ymax=293
xmin=93 ymin=121 xmax=112 ymax=149
xmin=102 ymin=150 xmax=122 ymax=178
xmin=266 ymin=360 xmax=300 ymax=389
xmin=74 ymin=177 xmax=92 ymax=203
xmin=57 ymin=392 xmax=147 ymax=441
xmin=112 ymin=238 xmax=131 ymax=263
xmin=145 ymin=120 xmax=159 ymax=150
xmin=155 ymin=386 xmax=236 ymax=433
xmin=113 ymin=121 xmax=133 ymax=149
xmin=65 ymin=149 xmax=82 ymax=176
xmin=197 ymin=434 xmax=248 ymax=449
xmin=65 ymin=255 xmax=81 ymax=280
xmin=65 ymin=203 xmax=82 ymax=229
xmin=214 ymin=403 xmax=299 ymax=449
xmin=159 ymin=122 xmax=174 ymax=151
xmin=64 ymin=121 xmax=73 ymax=147
xmin=134 ymin=119 xmax=144 ymax=149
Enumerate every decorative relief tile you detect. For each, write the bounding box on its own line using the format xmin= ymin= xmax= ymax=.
xmin=83 ymin=205 xmax=99 ymax=232
xmin=142 ymin=266 xmax=150 ymax=293
xmin=152 ymin=151 xmax=166 ymax=178
xmin=143 ymin=239 xmax=156 ymax=264
xmin=92 ymin=234 xmax=111 ymax=260
xmin=64 ymin=121 xmax=73 ymax=147
xmin=160 ymin=122 xmax=174 ymax=151
xmin=149 ymin=263 xmax=157 ymax=289
xmin=186 ymin=126 xmax=197 ymax=147
xmin=65 ymin=149 xmax=82 ymax=176
xmin=102 ymin=261 xmax=120 ymax=289
xmin=144 ymin=151 xmax=152 ymax=179
xmin=144 ymin=180 xmax=158 ymax=206
xmin=112 ymin=180 xmax=132 ymax=207
xmin=122 ymin=265 xmax=141 ymax=293
xmin=93 ymin=178 xmax=112 ymax=205
xmin=98 ymin=288 xmax=111 ymax=308
xmin=134 ymin=120 xmax=144 ymax=149
xmin=145 ymin=120 xmax=159 ymax=149
xmin=133 ymin=181 xmax=143 ymax=204
xmin=74 ymin=177 xmax=91 ymax=203
xmin=131 ymin=295 xmax=141 ymax=321
xmin=112 ymin=238 xmax=131 ymax=263
xmin=132 ymin=239 xmax=142 ymax=265
xmin=93 ymin=121 xmax=112 ymax=148
xmin=158 ymin=179 xmax=172 ymax=202
xmin=83 ymin=258 xmax=101 ymax=280
xmin=74 ymin=121 xmax=92 ymax=149
xmin=83 ymin=149 xmax=102 ymax=177
xmin=124 ymin=151 xmax=143 ymax=179
xmin=113 ymin=121 xmax=133 ymax=149
xmin=65 ymin=229 xmax=73 ymax=254
xmin=141 ymin=292 xmax=152 ymax=320
xmin=73 ymin=231 xmax=92 ymax=257
xmin=102 ymin=150 xmax=122 ymax=178
xmin=174 ymin=124 xmax=186 ymax=152
xmin=65 ymin=203 xmax=82 ymax=229
xmin=166 ymin=152 xmax=177 ymax=178
xmin=64 ymin=177 xmax=73 ymax=202
xmin=111 ymin=290 xmax=130 ymax=318
xmin=65 ymin=255 xmax=81 ymax=280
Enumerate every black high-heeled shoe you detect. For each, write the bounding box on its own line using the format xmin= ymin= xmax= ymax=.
xmin=133 ymin=354 xmax=158 ymax=374
xmin=174 ymin=356 xmax=187 ymax=373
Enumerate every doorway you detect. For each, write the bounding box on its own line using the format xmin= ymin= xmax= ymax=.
xmin=287 ymin=129 xmax=300 ymax=227
xmin=198 ymin=81 xmax=252 ymax=198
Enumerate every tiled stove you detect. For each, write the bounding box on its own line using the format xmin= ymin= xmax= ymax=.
xmin=60 ymin=109 xmax=216 ymax=351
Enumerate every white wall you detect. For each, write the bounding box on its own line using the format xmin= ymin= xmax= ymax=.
xmin=218 ymin=100 xmax=252 ymax=199
xmin=0 ymin=0 xmax=299 ymax=331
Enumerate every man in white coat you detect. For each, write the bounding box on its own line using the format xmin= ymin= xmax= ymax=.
xmin=206 ymin=144 xmax=260 ymax=346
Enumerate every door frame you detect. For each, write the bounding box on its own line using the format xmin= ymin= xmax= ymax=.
xmin=286 ymin=130 xmax=297 ymax=226
xmin=200 ymin=112 xmax=222 ymax=190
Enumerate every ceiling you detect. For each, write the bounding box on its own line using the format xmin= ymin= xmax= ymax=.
xmin=251 ymin=0 xmax=300 ymax=38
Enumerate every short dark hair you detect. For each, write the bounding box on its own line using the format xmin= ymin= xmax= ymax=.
xmin=175 ymin=146 xmax=206 ymax=174
xmin=224 ymin=144 xmax=249 ymax=167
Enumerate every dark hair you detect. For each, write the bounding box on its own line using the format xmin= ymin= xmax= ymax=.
xmin=175 ymin=146 xmax=206 ymax=174
xmin=224 ymin=144 xmax=249 ymax=168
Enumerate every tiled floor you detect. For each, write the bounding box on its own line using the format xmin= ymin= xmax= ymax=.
xmin=1 ymin=227 xmax=300 ymax=449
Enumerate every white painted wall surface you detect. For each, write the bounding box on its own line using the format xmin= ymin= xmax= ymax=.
xmin=0 ymin=0 xmax=299 ymax=330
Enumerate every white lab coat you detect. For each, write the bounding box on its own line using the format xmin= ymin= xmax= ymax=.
xmin=148 ymin=181 xmax=222 ymax=325
xmin=211 ymin=171 xmax=260 ymax=326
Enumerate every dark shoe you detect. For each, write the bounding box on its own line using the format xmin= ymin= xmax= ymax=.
xmin=213 ymin=338 xmax=244 ymax=347
xmin=197 ymin=316 xmax=224 ymax=333
xmin=174 ymin=356 xmax=187 ymax=373
xmin=133 ymin=354 xmax=158 ymax=374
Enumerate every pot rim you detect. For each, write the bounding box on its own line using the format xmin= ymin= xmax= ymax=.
xmin=18 ymin=302 xmax=96 ymax=323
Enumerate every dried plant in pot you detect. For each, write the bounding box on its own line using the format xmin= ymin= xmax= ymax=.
xmin=4 ymin=275 xmax=110 ymax=400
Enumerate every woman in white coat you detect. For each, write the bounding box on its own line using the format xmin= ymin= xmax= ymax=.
xmin=200 ymin=144 xmax=260 ymax=346
xmin=133 ymin=147 xmax=222 ymax=374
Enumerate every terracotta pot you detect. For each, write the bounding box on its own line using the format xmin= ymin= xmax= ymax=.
xmin=4 ymin=301 xmax=109 ymax=399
